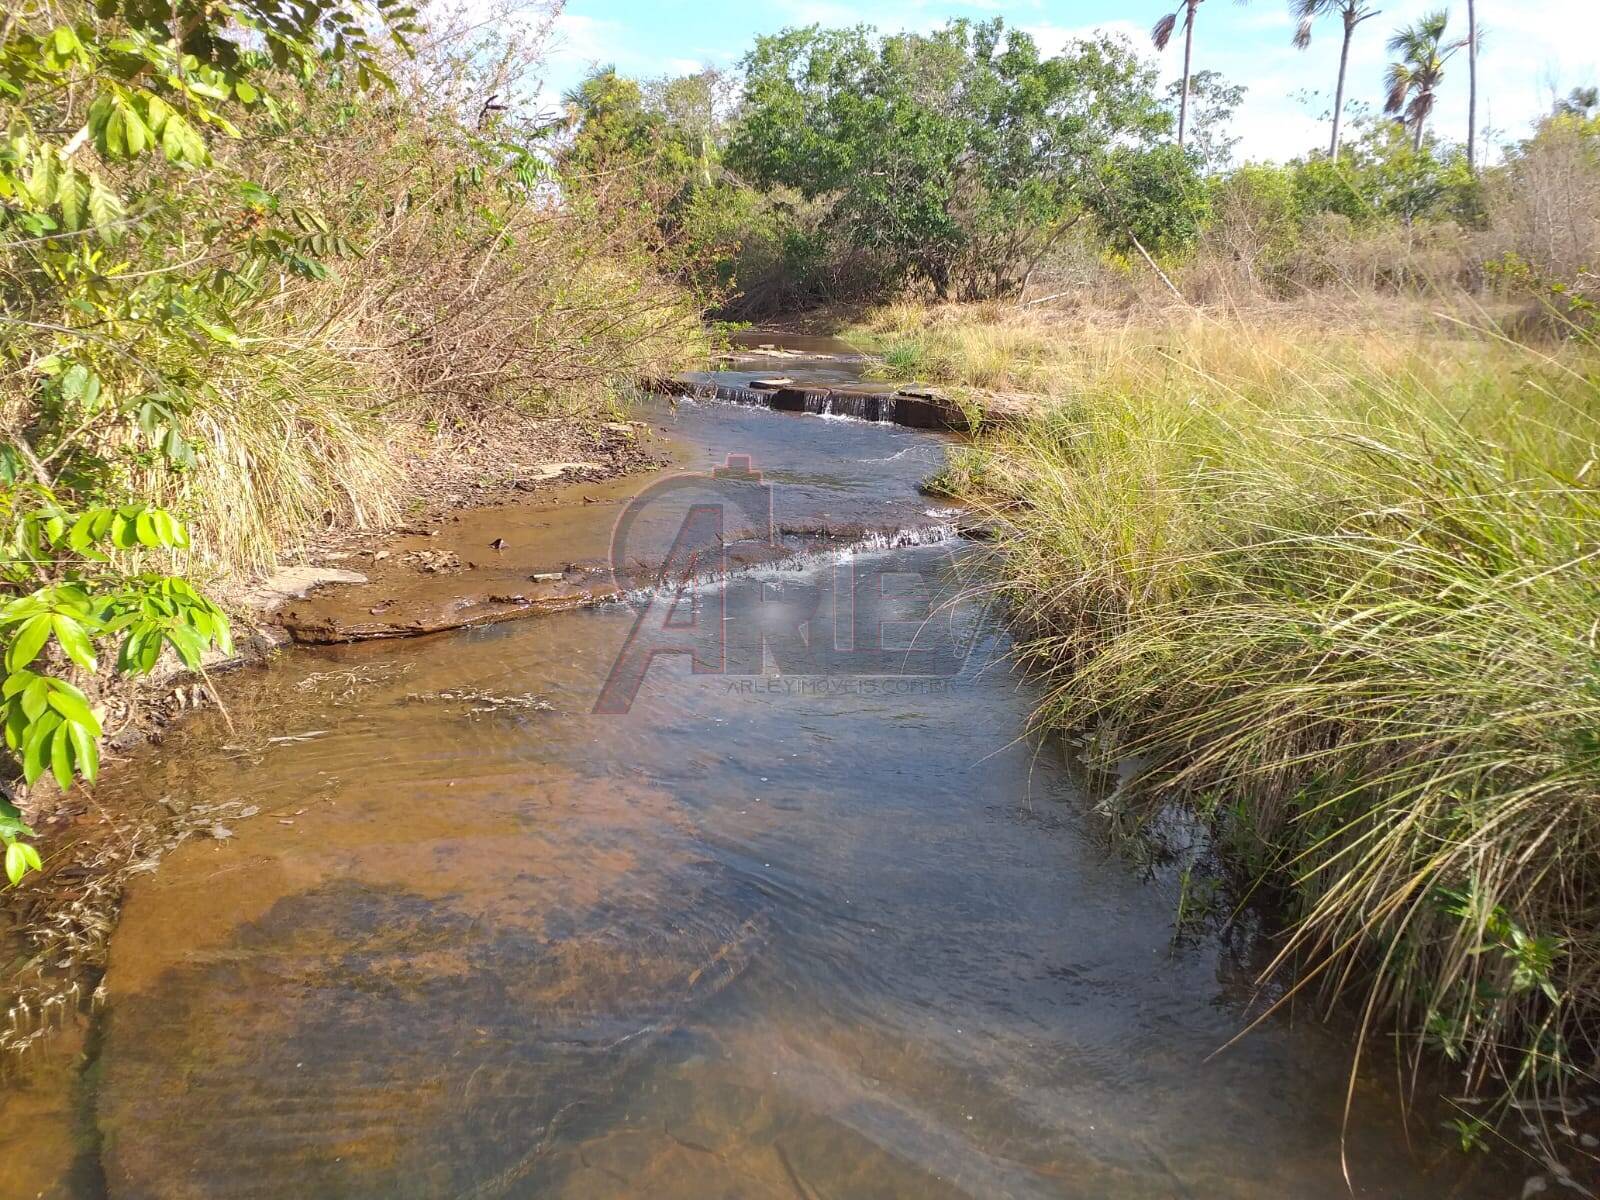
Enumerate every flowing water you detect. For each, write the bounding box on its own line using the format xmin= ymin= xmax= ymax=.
xmin=0 ymin=335 xmax=1516 ymax=1198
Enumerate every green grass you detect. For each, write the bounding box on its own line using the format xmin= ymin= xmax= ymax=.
xmin=931 ymin=311 xmax=1600 ymax=1121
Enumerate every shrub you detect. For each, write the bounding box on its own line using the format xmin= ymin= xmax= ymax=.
xmin=0 ymin=0 xmax=700 ymax=863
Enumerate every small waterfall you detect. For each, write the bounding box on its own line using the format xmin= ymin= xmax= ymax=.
xmin=640 ymin=376 xmax=965 ymax=432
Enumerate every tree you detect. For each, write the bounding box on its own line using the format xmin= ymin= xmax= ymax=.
xmin=1556 ymin=86 xmax=1600 ymax=119
xmin=1466 ymin=0 xmax=1479 ymax=169
xmin=1087 ymin=143 xmax=1211 ymax=258
xmin=1152 ymin=0 xmax=1204 ymax=147
xmin=1385 ymin=11 xmax=1463 ymax=153
xmin=644 ymin=68 xmax=737 ymax=186
xmin=1292 ymin=0 xmax=1380 ymax=157
xmin=563 ymin=67 xmax=664 ymax=171
xmin=727 ymin=20 xmax=1169 ymax=298
xmin=1165 ymin=70 xmax=1245 ymax=173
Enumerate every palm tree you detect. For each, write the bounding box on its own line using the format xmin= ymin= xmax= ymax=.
xmin=1291 ymin=0 xmax=1379 ymax=158
xmin=1465 ymin=0 xmax=1478 ymax=169
xmin=1384 ymin=11 xmax=1463 ymax=152
xmin=1152 ymin=0 xmax=1204 ymax=148
xmin=1556 ymin=86 xmax=1599 ymax=118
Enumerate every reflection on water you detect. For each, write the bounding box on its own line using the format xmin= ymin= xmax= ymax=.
xmin=0 ymin=347 xmax=1516 ymax=1199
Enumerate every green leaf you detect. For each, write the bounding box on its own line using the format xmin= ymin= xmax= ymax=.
xmin=46 ymin=686 xmax=101 ymax=737
xmin=165 ymin=623 xmax=204 ymax=669
xmin=66 ymin=719 xmax=99 ymax=782
xmin=86 ymin=172 xmax=124 ymax=239
xmin=51 ymin=614 xmax=97 ymax=671
xmin=25 ymin=147 xmax=60 ymax=207
xmin=50 ymin=725 xmax=73 ymax=790
xmin=7 ymin=613 xmax=52 ymax=672
xmin=20 ymin=676 xmax=50 ymax=722
xmin=21 ymin=712 xmax=60 ymax=786
xmin=4 ymin=704 xmax=26 ymax=752
xmin=0 ymin=444 xmax=24 ymax=485
xmin=68 ymin=509 xmax=104 ymax=552
xmin=117 ymin=628 xmax=146 ymax=673
xmin=137 ymin=633 xmax=161 ymax=673
xmin=57 ymin=166 xmax=87 ymax=231
xmin=192 ymin=317 xmax=240 ymax=345
xmin=5 ymin=842 xmax=27 ymax=886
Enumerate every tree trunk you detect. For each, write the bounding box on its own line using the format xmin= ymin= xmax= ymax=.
xmin=1178 ymin=0 xmax=1196 ymax=148
xmin=1330 ymin=11 xmax=1354 ymax=156
xmin=1466 ymin=0 xmax=1478 ymax=169
xmin=1413 ymin=104 xmax=1426 ymax=153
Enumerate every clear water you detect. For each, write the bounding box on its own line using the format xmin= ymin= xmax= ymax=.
xmin=0 ymin=338 xmax=1514 ymax=1199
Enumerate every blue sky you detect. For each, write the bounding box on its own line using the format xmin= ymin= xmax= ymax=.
xmin=531 ymin=0 xmax=1598 ymax=163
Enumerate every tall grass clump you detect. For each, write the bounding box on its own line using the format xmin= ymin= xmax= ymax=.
xmin=950 ymin=318 xmax=1600 ymax=1117
xmin=3 ymin=0 xmax=704 ymax=593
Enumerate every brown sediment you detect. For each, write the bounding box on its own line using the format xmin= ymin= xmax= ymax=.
xmin=268 ymin=457 xmax=965 ymax=645
xmin=0 ymin=427 xmax=685 ymax=1114
xmin=271 ymin=466 xmax=654 ymax=644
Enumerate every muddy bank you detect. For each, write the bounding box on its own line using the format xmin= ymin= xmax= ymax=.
xmin=33 ymin=414 xmax=665 ymax=765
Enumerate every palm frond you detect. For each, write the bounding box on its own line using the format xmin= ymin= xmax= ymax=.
xmin=1406 ymin=90 xmax=1436 ymax=128
xmin=1384 ymin=63 xmax=1412 ymax=115
xmin=1293 ymin=15 xmax=1316 ymax=49
xmin=1151 ymin=10 xmax=1179 ymax=51
xmin=1386 ymin=26 xmax=1419 ymax=56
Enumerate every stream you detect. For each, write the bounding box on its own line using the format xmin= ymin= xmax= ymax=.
xmin=0 ymin=334 xmax=1515 ymax=1198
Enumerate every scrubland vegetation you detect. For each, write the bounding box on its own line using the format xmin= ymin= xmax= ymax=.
xmin=0 ymin=0 xmax=698 ymax=862
xmin=890 ymin=311 xmax=1600 ymax=1125
xmin=6 ymin=0 xmax=1600 ymax=1145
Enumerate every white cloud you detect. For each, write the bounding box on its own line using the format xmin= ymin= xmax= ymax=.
xmin=1021 ymin=19 xmax=1146 ymax=54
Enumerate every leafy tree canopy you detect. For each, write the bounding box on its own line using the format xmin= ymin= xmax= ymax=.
xmin=725 ymin=19 xmax=1170 ymax=298
xmin=1165 ymin=70 xmax=1245 ymax=174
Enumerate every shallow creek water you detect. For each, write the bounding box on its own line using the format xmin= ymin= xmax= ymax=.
xmin=0 ymin=336 xmax=1516 ymax=1198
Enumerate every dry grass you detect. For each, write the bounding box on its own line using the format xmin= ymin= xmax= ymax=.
xmin=893 ymin=300 xmax=1600 ymax=1127
xmin=150 ymin=64 xmax=706 ymax=583
xmin=847 ymin=297 xmax=1498 ymax=396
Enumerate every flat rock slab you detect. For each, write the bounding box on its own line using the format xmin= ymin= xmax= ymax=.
xmin=241 ymin=567 xmax=369 ymax=615
xmin=526 ymin=461 xmax=604 ymax=481
xmin=640 ymin=376 xmax=971 ymax=432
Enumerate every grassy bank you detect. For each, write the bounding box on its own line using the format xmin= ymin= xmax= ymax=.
xmin=0 ymin=0 xmax=713 ymax=909
xmin=876 ymin=303 xmax=1600 ymax=1121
